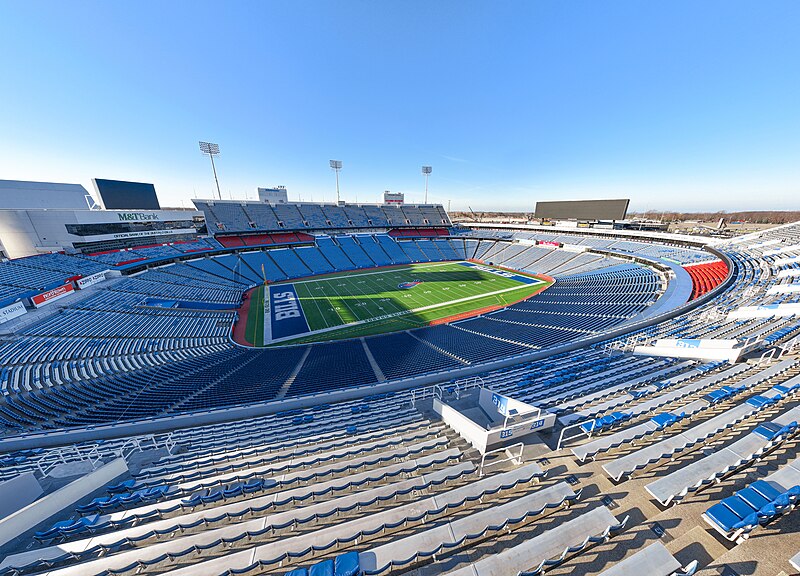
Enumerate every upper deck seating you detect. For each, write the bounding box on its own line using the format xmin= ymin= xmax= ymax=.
xmin=48 ymin=462 xmax=544 ymax=576
xmin=242 ymin=204 xmax=280 ymax=230
xmin=321 ymin=204 xmax=351 ymax=227
xmin=561 ymin=363 xmax=756 ymax=428
xmin=272 ymin=204 xmax=307 ymax=229
xmin=8 ymin=442 xmax=463 ymax=573
xmin=361 ymin=205 xmax=390 ymax=227
xmin=296 ymin=204 xmax=329 ymax=228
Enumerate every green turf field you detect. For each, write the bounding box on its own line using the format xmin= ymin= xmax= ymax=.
xmin=243 ymin=283 xmax=267 ymax=347
xmin=243 ymin=261 xmax=551 ymax=346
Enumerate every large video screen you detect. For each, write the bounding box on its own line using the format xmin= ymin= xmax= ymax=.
xmin=93 ymin=179 xmax=160 ymax=210
xmin=534 ymin=199 xmax=629 ymax=220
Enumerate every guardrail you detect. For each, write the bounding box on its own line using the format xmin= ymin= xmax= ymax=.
xmin=479 ymin=442 xmax=524 ymax=476
xmin=410 ymin=376 xmax=486 ymax=407
xmin=34 ymin=432 xmax=176 ymax=478
xmin=36 ymin=444 xmax=102 ymax=478
xmin=557 ymin=420 xmax=598 ymax=451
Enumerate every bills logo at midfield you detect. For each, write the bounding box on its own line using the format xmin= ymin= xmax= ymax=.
xmin=398 ymin=280 xmax=423 ymax=290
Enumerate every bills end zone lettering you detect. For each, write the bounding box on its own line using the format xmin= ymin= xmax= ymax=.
xmin=269 ymin=284 xmax=310 ymax=339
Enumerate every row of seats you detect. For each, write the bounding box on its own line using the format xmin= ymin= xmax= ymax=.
xmin=193 ymin=200 xmax=451 ymax=233
xmin=684 ymin=259 xmax=729 ymax=299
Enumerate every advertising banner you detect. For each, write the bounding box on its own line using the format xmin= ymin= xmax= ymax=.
xmin=0 ymin=301 xmax=26 ymax=324
xmin=76 ymin=271 xmax=109 ymax=289
xmin=30 ymin=284 xmax=74 ymax=308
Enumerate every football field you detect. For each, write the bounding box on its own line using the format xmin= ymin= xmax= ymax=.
xmin=243 ymin=261 xmax=551 ymax=346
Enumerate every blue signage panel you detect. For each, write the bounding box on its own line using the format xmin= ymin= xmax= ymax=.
xmin=491 ymin=392 xmax=509 ymax=416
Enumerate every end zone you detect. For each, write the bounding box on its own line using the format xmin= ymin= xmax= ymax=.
xmin=268 ymin=283 xmax=310 ymax=341
xmin=458 ymin=261 xmax=544 ymax=285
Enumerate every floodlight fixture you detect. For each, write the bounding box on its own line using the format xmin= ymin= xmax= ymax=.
xmin=422 ymin=165 xmax=432 ymax=203
xmin=199 ymin=141 xmax=222 ymax=199
xmin=329 ymin=160 xmax=342 ymax=203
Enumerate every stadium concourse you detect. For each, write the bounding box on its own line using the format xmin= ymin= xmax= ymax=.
xmin=0 ymin=208 xmax=799 ymax=576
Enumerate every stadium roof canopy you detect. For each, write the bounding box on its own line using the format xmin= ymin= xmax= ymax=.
xmin=0 ymin=179 xmax=92 ymax=210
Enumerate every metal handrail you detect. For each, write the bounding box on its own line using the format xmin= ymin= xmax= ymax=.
xmin=479 ymin=442 xmax=524 ymax=476
xmin=557 ymin=419 xmax=597 ymax=451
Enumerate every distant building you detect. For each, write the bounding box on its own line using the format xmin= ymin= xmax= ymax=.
xmin=0 ymin=180 xmax=204 ymax=259
xmin=383 ymin=191 xmax=404 ymax=205
xmin=258 ymin=186 xmax=289 ymax=204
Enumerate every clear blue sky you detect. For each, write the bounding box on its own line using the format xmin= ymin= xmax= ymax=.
xmin=1 ymin=1 xmax=798 ymax=212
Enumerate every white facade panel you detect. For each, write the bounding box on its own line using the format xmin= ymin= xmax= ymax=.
xmin=0 ymin=180 xmax=93 ymax=210
xmin=0 ymin=208 xmax=204 ymax=258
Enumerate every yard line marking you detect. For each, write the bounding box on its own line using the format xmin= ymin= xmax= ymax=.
xmin=297 ymin=282 xmax=334 ymax=330
xmin=268 ymin=280 xmax=543 ymax=344
xmin=281 ymin=261 xmax=455 ymax=286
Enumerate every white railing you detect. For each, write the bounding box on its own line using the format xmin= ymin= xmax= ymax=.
xmin=410 ymin=376 xmax=487 ymax=406
xmin=557 ymin=420 xmax=596 ymax=451
xmin=503 ymin=406 xmax=542 ymax=430
xmin=479 ymin=442 xmax=524 ymax=476
xmin=780 ymin=335 xmax=800 ymax=357
xmin=739 ymin=335 xmax=761 ymax=350
xmin=758 ymin=348 xmax=778 ymax=366
xmin=410 ymin=385 xmax=440 ymax=407
xmin=114 ymin=432 xmax=177 ymax=461
xmin=701 ymin=306 xmax=727 ymax=324
xmin=610 ymin=333 xmax=650 ymax=353
xmin=451 ymin=376 xmax=487 ymax=400
xmin=35 ymin=432 xmax=177 ymax=478
xmin=37 ymin=444 xmax=103 ymax=478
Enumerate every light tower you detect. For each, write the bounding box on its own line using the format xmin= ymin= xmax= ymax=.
xmin=199 ymin=141 xmax=222 ymax=200
xmin=329 ymin=160 xmax=342 ymax=203
xmin=421 ymin=165 xmax=432 ymax=204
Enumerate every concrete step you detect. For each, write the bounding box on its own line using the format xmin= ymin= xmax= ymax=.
xmin=665 ymin=525 xmax=728 ymax=573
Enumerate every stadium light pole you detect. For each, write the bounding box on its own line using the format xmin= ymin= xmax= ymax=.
xmin=422 ymin=166 xmax=432 ymax=204
xmin=199 ymin=141 xmax=222 ymax=200
xmin=329 ymin=160 xmax=342 ymax=203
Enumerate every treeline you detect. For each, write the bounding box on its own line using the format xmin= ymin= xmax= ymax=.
xmin=630 ymin=211 xmax=800 ymax=224
xmin=450 ymin=210 xmax=800 ymax=225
